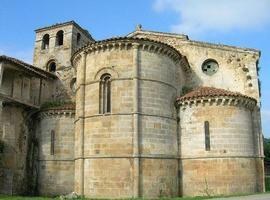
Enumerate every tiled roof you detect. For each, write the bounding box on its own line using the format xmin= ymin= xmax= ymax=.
xmin=0 ymin=55 xmax=57 ymax=79
xmin=127 ymin=29 xmax=189 ymax=40
xmin=35 ymin=20 xmax=94 ymax=40
xmin=177 ymin=87 xmax=256 ymax=102
xmin=127 ymin=30 xmax=260 ymax=54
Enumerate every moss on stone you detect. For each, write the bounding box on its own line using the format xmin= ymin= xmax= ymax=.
xmin=40 ymin=100 xmax=72 ymax=110
xmin=181 ymin=86 xmax=193 ymax=96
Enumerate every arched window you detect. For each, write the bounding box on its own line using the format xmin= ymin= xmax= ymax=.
xmin=47 ymin=61 xmax=56 ymax=72
xmin=56 ymin=30 xmax=64 ymax=46
xmin=99 ymin=74 xmax=111 ymax=114
xmin=42 ymin=34 xmax=50 ymax=49
xmin=76 ymin=33 xmax=81 ymax=45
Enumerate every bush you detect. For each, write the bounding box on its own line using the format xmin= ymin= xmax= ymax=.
xmin=40 ymin=100 xmax=71 ymax=110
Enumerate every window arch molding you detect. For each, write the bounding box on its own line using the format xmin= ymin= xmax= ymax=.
xmin=46 ymin=59 xmax=58 ymax=72
xmin=99 ymin=73 xmax=112 ymax=114
xmin=94 ymin=67 xmax=119 ymax=81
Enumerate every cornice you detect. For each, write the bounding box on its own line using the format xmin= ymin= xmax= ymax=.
xmin=177 ymin=95 xmax=257 ymax=110
xmin=71 ymin=37 xmax=186 ymax=68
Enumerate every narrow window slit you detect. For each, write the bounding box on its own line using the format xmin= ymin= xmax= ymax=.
xmin=205 ymin=121 xmax=210 ymax=151
xmin=77 ymin=33 xmax=81 ymax=45
xmin=50 ymin=130 xmax=55 ymax=155
xmin=107 ymin=81 xmax=111 ymax=112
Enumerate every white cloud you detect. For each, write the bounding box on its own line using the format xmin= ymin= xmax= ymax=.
xmin=153 ymin=0 xmax=270 ymax=35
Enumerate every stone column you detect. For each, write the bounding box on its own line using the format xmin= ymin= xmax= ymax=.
xmin=75 ymin=51 xmax=87 ymax=195
xmin=132 ymin=43 xmax=140 ymax=197
xmin=253 ymin=107 xmax=265 ymax=192
xmin=177 ymin=108 xmax=182 ymax=196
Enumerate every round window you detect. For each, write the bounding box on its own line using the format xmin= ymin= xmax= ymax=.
xmin=202 ymin=59 xmax=219 ymax=75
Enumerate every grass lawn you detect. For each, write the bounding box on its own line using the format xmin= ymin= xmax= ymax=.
xmin=3 ymin=193 xmax=270 ymax=200
xmin=0 ymin=196 xmax=214 ymax=200
xmin=0 ymin=196 xmax=53 ymax=200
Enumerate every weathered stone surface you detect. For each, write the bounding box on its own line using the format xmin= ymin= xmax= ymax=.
xmin=181 ymin=158 xmax=263 ymax=196
xmin=128 ymin=30 xmax=260 ymax=102
xmin=37 ymin=110 xmax=75 ymax=197
xmin=0 ymin=105 xmax=37 ymax=195
xmin=177 ymin=95 xmax=263 ymax=196
xmin=0 ymin=22 xmax=264 ymax=198
xmin=73 ymin=38 xmax=182 ymax=198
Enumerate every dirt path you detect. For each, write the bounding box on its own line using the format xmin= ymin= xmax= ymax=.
xmin=209 ymin=193 xmax=270 ymax=200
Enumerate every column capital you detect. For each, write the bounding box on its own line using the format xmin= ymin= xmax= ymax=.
xmin=132 ymin=43 xmax=140 ymax=49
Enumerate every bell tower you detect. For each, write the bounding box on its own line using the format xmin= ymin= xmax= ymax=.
xmin=33 ymin=21 xmax=94 ymax=72
xmin=33 ymin=21 xmax=94 ymax=101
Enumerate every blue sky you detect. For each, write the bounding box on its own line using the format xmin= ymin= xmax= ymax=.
xmin=0 ymin=0 xmax=269 ymax=137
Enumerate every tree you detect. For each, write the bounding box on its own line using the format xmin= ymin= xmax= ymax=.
xmin=264 ymin=137 xmax=270 ymax=162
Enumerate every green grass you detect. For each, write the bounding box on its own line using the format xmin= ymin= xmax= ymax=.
xmin=0 ymin=196 xmax=53 ymax=200
xmin=0 ymin=191 xmax=269 ymax=200
xmin=0 ymin=195 xmax=216 ymax=200
xmin=40 ymin=100 xmax=72 ymax=110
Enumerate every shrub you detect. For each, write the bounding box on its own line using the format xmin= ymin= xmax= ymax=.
xmin=181 ymin=86 xmax=193 ymax=96
xmin=40 ymin=100 xmax=71 ymax=110
xmin=265 ymin=176 xmax=270 ymax=192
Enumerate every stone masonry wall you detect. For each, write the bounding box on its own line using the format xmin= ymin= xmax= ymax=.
xmin=129 ymin=31 xmax=260 ymax=101
xmin=0 ymin=65 xmax=46 ymax=106
xmin=37 ymin=110 xmax=74 ymax=196
xmin=74 ymin=39 xmax=185 ymax=198
xmin=179 ymin=103 xmax=263 ymax=196
xmin=0 ymin=105 xmax=30 ymax=194
xmin=181 ymin=158 xmax=262 ymax=196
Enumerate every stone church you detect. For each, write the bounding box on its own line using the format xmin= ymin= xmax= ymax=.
xmin=0 ymin=21 xmax=265 ymax=198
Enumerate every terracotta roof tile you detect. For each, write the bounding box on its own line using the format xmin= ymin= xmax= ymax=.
xmin=177 ymin=87 xmax=256 ymax=102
